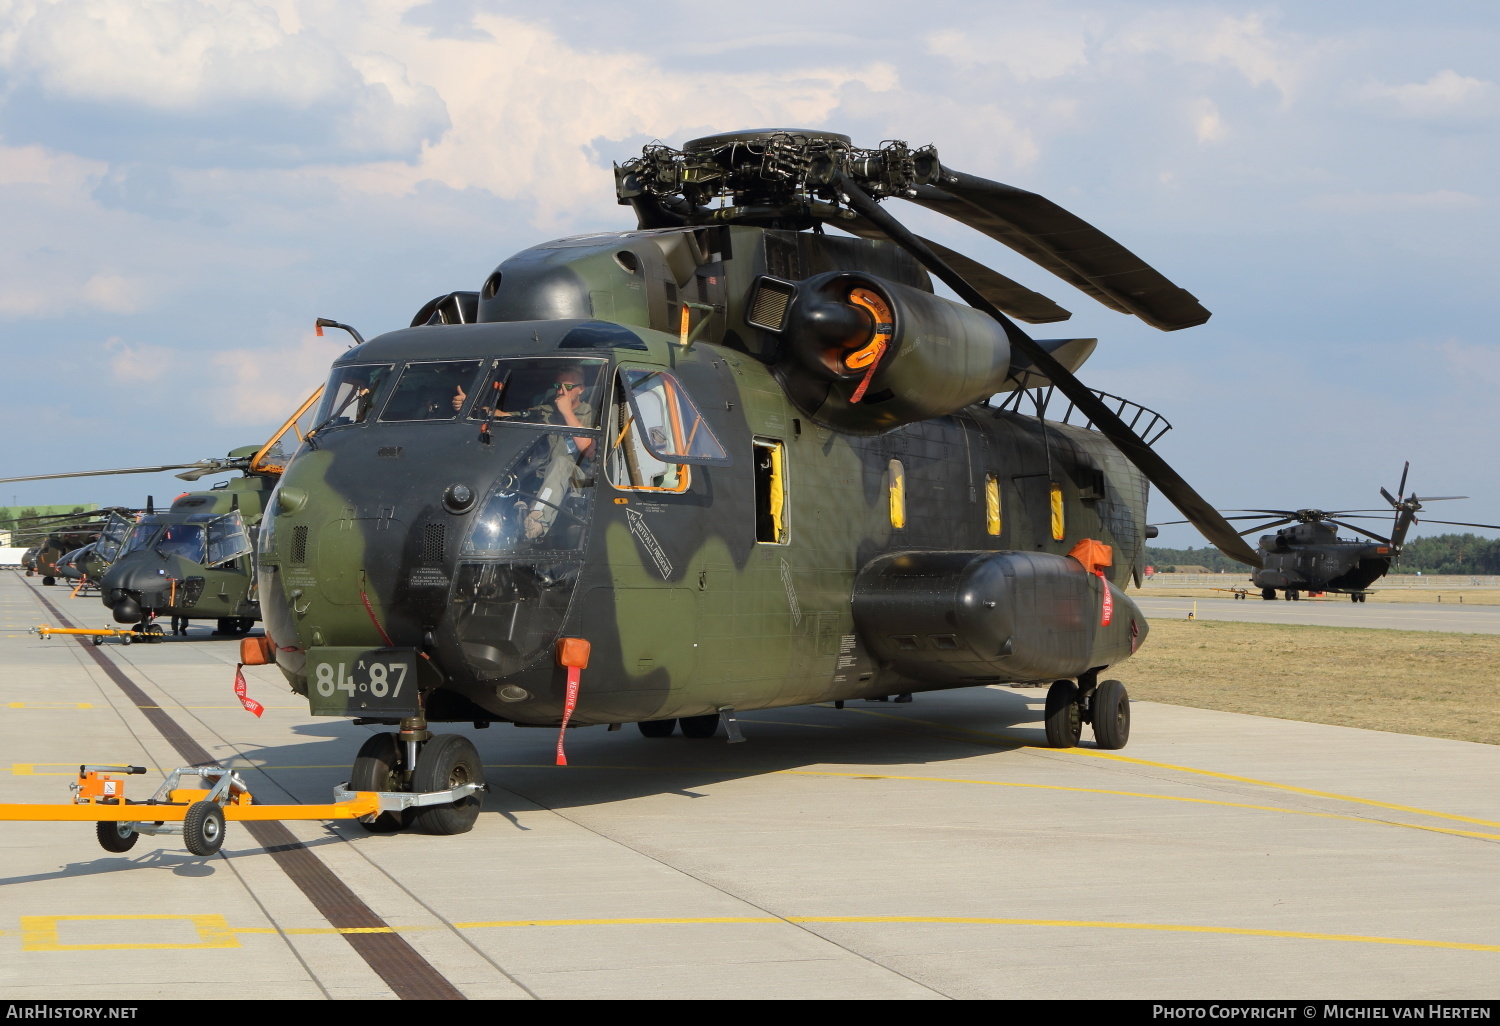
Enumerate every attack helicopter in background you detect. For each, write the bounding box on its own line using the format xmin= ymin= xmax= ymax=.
xmin=1159 ymin=463 xmax=1500 ymax=600
xmin=1 ymin=389 xmax=323 ymax=638
xmin=247 ymin=128 xmax=1262 ymax=835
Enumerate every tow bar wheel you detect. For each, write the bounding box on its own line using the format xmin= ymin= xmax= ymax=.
xmin=184 ymin=800 xmax=226 ymax=856
xmin=96 ymin=820 xmax=139 ymax=853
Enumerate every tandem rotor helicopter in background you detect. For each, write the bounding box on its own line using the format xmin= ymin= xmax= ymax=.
xmin=1157 ymin=463 xmax=1500 ymax=601
xmin=1 ymin=387 xmax=326 ymax=639
xmin=232 ymin=128 xmax=1267 ymax=837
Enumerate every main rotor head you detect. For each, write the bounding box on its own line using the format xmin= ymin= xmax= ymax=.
xmin=616 ymin=129 xmax=940 ymax=228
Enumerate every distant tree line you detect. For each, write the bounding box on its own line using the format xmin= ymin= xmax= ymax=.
xmin=1145 ymin=534 xmax=1500 ymax=575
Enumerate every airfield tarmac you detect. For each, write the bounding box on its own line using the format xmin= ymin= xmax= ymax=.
xmin=1 ymin=570 xmax=1497 ymax=1000
xmin=1134 ymin=594 xmax=1500 ymax=634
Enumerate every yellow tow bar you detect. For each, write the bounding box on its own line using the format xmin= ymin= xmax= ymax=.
xmin=0 ymin=765 xmax=480 ymax=856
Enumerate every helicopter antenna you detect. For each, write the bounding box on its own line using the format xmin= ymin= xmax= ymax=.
xmin=146 ymin=495 xmax=154 ymax=516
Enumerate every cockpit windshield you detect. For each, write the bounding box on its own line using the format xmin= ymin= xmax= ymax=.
xmin=120 ymin=520 xmax=161 ymax=557
xmin=156 ymin=524 xmax=206 ymax=563
xmin=313 ymin=365 xmax=393 ymax=431
xmin=380 ymin=361 xmax=484 ymax=422
xmin=465 ymin=358 xmax=606 ymax=429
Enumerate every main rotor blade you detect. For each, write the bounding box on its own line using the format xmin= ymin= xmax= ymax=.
xmin=1410 ymin=495 xmax=1468 ymax=502
xmin=1236 ymin=519 xmax=1294 ymax=536
xmin=905 ymin=169 xmax=1211 ymax=331
xmin=838 ymin=214 xmax=1073 ymax=324
xmin=0 ymin=507 xmax=131 ymax=528
xmin=1406 ymin=518 xmax=1500 ymax=530
xmin=1327 ymin=519 xmax=1394 ymax=544
xmin=837 ymin=172 xmax=1260 ymax=567
xmin=0 ymin=463 xmax=219 ymax=484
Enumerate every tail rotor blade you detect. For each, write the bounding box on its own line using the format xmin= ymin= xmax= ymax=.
xmin=1396 ymin=461 xmax=1410 ymax=501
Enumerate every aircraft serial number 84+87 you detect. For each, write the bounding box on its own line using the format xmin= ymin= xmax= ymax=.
xmin=247 ymin=130 xmax=1257 ymax=835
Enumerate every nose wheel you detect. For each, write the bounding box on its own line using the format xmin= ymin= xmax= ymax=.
xmin=348 ymin=729 xmax=485 ymax=835
xmin=349 ymin=733 xmax=411 ymax=833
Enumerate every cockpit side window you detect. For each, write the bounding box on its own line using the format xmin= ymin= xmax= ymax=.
xmin=206 ymin=512 xmax=253 ymax=567
xmin=94 ymin=512 xmax=133 ymax=563
xmin=607 ymin=366 xmax=730 ymax=493
xmin=314 ymin=364 xmax=393 ymax=430
xmin=380 ymin=360 xmax=484 ymax=422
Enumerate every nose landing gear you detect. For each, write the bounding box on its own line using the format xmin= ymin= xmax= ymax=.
xmin=349 ymin=715 xmax=485 ymax=835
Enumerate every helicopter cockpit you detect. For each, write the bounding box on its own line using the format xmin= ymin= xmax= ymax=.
xmin=117 ymin=512 xmax=254 ymax=568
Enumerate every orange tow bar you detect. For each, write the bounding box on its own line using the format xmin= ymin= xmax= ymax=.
xmin=0 ymin=765 xmax=482 ymax=856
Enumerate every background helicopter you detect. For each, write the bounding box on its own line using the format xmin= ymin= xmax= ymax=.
xmin=1 ymin=389 xmax=323 ymax=638
xmin=248 ymin=128 xmax=1260 ymax=835
xmin=1159 ymin=463 xmax=1500 ymax=600
xmin=1 ymin=507 xmax=122 ymax=585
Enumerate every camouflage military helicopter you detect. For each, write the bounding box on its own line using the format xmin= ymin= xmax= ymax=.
xmin=1 ymin=391 xmax=321 ymax=637
xmin=246 ymin=129 xmax=1261 ymax=835
xmin=1158 ymin=464 xmax=1500 ymax=600
xmin=2 ymin=509 xmax=108 ymax=585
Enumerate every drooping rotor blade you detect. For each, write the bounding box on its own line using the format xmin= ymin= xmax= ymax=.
xmin=838 ymin=214 xmax=1073 ymax=324
xmin=1158 ymin=515 xmax=1301 ymax=525
xmin=1327 ymin=519 xmax=1394 ymax=544
xmin=1236 ymin=519 xmax=1295 ymax=537
xmin=837 ymin=172 xmax=1260 ymax=567
xmin=904 ymin=170 xmax=1211 ymax=331
xmin=0 ymin=462 xmax=226 ymax=485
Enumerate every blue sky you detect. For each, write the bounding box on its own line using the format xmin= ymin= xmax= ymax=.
xmin=1 ymin=0 xmax=1496 ymax=548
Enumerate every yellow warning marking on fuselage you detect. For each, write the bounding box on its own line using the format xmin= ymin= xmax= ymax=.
xmin=21 ymin=914 xmax=239 ymax=951
xmin=842 ymin=707 xmax=1500 ymax=830
xmin=7 ymin=703 xmax=93 ymax=709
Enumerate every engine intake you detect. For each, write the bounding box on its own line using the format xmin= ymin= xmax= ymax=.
xmin=764 ymin=271 xmax=1012 ymax=434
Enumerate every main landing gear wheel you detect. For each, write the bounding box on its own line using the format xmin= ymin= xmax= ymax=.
xmin=410 ymin=734 xmax=484 ymax=836
xmin=1261 ymin=588 xmax=1277 ymax=600
xmin=638 ymin=719 xmax=677 ymax=738
xmin=1044 ymin=679 xmax=1082 ymax=748
xmin=41 ymin=576 xmax=55 ymax=586
xmin=1091 ymin=679 xmax=1131 ymax=750
xmin=138 ymin=623 xmax=165 ymax=643
xmin=679 ymin=714 xmax=720 ymax=739
xmin=96 ymin=820 xmax=139 ymax=853
xmin=183 ymin=800 xmax=225 ymax=856
xmin=350 ymin=733 xmax=410 ymax=833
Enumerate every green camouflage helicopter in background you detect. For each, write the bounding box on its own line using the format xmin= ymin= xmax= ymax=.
xmin=2 ymin=387 xmax=326 ymax=638
xmin=248 ymin=129 xmax=1260 ymax=836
